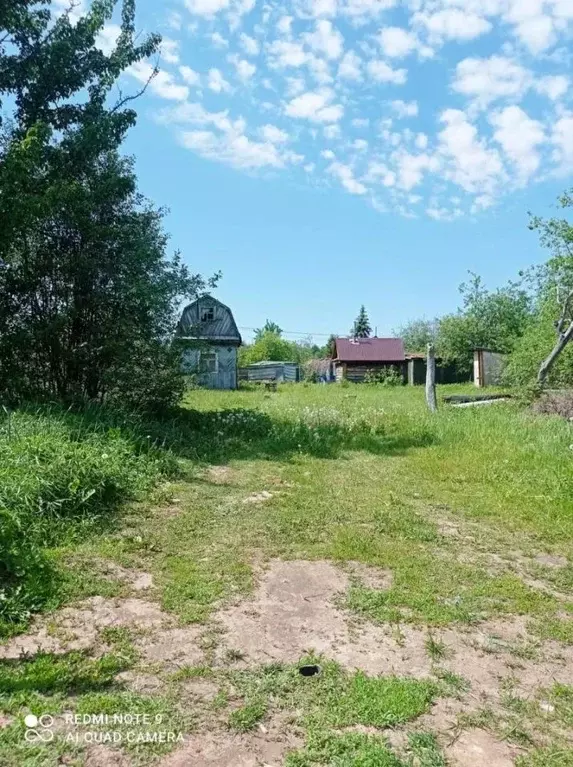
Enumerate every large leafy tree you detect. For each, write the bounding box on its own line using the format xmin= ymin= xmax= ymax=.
xmin=0 ymin=0 xmax=209 ymax=409
xmin=394 ymin=318 xmax=439 ymax=353
xmin=438 ymin=273 xmax=531 ymax=374
xmin=505 ymin=189 xmax=573 ymax=387
xmin=351 ymin=305 xmax=372 ymax=338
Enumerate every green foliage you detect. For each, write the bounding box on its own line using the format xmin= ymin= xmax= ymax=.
xmin=0 ymin=404 xmax=172 ymax=632
xmin=363 ymin=367 xmax=403 ymax=386
xmin=0 ymin=1 xmax=212 ymax=412
xmin=254 ymin=319 xmax=283 ymax=339
xmin=438 ymin=273 xmax=532 ymax=373
xmin=228 ymin=701 xmax=267 ymax=731
xmin=239 ymin=332 xmax=319 ymax=366
xmin=351 ymin=305 xmax=372 ymax=338
xmin=505 ymin=189 xmax=573 ymax=386
xmin=0 ymin=651 xmax=129 ymax=695
xmin=395 ymin=318 xmax=439 ymax=353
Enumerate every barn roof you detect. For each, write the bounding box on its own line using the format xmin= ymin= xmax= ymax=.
xmin=335 ymin=337 xmax=405 ymax=363
xmin=177 ymin=296 xmax=242 ymax=345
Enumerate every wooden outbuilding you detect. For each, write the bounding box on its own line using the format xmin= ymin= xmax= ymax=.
xmin=176 ymin=296 xmax=241 ymax=389
xmin=333 ymin=337 xmax=407 ymax=383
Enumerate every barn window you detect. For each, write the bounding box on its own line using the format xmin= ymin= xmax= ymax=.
xmin=201 ymin=306 xmax=215 ymax=322
xmin=199 ymin=351 xmax=218 ymax=373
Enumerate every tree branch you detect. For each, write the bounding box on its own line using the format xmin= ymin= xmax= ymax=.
xmin=110 ymin=66 xmax=158 ymax=114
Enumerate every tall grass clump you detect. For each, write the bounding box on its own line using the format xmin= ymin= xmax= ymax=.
xmin=0 ymin=404 xmax=175 ymax=635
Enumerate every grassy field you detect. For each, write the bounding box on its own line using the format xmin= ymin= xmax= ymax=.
xmin=2 ymin=384 xmax=573 ymax=765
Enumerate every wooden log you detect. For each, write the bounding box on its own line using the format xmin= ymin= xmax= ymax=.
xmin=426 ymin=343 xmax=438 ymax=413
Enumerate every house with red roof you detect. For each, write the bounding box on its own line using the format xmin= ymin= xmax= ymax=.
xmin=332 ymin=337 xmax=407 ymax=383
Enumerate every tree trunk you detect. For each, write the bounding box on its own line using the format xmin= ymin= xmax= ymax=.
xmin=537 ymin=322 xmax=573 ymax=386
xmin=426 ymin=343 xmax=438 ymax=413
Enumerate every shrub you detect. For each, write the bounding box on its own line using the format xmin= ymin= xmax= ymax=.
xmin=0 ymin=405 xmax=172 ymax=632
xmin=364 ymin=367 xmax=403 ymax=386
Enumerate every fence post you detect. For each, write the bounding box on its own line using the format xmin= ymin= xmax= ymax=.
xmin=426 ymin=344 xmax=438 ymax=413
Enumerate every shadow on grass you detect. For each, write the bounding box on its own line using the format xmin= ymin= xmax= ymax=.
xmin=141 ymin=406 xmax=437 ymax=464
xmin=0 ymin=651 xmax=128 ymax=695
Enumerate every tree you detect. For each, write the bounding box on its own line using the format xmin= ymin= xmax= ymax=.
xmin=438 ymin=273 xmax=531 ymax=374
xmin=0 ymin=0 xmax=211 ymax=410
xmin=394 ymin=318 xmax=439 ymax=353
xmin=325 ymin=334 xmax=337 ymax=358
xmin=351 ymin=305 xmax=371 ymax=338
xmin=239 ymin=331 xmax=297 ymax=366
xmin=526 ymin=190 xmax=573 ymax=386
xmin=254 ymin=319 xmax=283 ymax=340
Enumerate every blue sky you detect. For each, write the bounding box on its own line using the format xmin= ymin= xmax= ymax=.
xmin=92 ymin=0 xmax=572 ymax=341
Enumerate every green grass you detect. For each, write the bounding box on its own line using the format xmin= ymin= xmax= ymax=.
xmin=3 ymin=383 xmax=573 ymax=764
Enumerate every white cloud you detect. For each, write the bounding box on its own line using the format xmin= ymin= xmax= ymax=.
xmin=211 ymin=31 xmax=229 ymax=48
xmin=161 ymin=38 xmax=181 ymax=64
xmin=285 ymin=89 xmax=344 ymax=122
xmin=240 ymin=33 xmax=260 ymax=55
xmin=268 ymin=39 xmax=308 ymax=68
xmin=414 ymin=9 xmax=492 ymax=42
xmin=327 ymin=161 xmax=367 ymax=194
xmin=96 ymin=24 xmax=121 ymax=56
xmin=490 ymin=105 xmax=545 ymax=181
xmin=390 ymin=99 xmax=418 ymax=118
xmin=303 ymin=0 xmax=338 ymax=16
xmin=228 ymin=54 xmax=257 ymax=81
xmin=324 ymin=123 xmax=341 ymax=138
xmin=277 ymin=15 xmax=294 ymax=35
xmin=129 ymin=62 xmax=189 ymax=101
xmin=180 ymin=131 xmax=294 ymax=168
xmin=179 ymin=66 xmax=201 ymax=86
xmin=367 ymin=59 xmax=407 ymax=84
xmin=396 ymin=152 xmax=440 ymax=190
xmin=260 ymin=124 xmax=291 ymax=143
xmin=338 ymin=50 xmax=362 ymax=80
xmin=353 ymin=138 xmax=368 ymax=150
xmin=378 ymin=27 xmax=418 ymax=58
xmin=452 ymin=56 xmax=530 ymax=107
xmin=341 ymin=0 xmax=397 ymax=19
xmin=512 ymin=15 xmax=555 ymax=53
xmin=438 ymin=108 xmax=505 ymax=194
xmin=352 ymin=117 xmax=370 ymax=128
xmin=184 ymin=0 xmax=230 ymax=16
xmin=305 ymin=20 xmax=344 ymax=59
xmin=321 ymin=149 xmax=336 ymax=159
xmin=415 ymin=132 xmax=428 ymax=149
xmin=535 ymin=75 xmax=569 ymax=100
xmin=286 ymin=76 xmax=307 ymax=96
xmin=552 ymin=115 xmax=573 ymax=170
xmin=208 ymin=68 xmax=232 ymax=93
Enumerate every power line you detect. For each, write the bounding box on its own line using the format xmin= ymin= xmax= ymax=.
xmin=238 ymin=326 xmax=339 ymax=338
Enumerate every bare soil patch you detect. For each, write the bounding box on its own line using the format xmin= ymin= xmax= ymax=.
xmin=445 ymin=729 xmax=524 ymax=766
xmin=159 ymin=715 xmax=303 ymax=767
xmin=0 ymin=597 xmax=172 ymax=659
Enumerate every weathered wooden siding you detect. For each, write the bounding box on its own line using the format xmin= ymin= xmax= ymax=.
xmin=336 ymin=362 xmax=407 ymax=383
xmin=240 ymin=363 xmax=299 ymax=382
xmin=181 ymin=344 xmax=238 ymax=389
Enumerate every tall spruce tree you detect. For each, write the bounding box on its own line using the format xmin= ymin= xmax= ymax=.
xmin=351 ymin=306 xmax=372 ymax=338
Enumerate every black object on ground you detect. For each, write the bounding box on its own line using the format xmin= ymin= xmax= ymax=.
xmin=299 ymin=664 xmax=321 ymax=677
xmin=443 ymin=394 xmax=511 ymax=404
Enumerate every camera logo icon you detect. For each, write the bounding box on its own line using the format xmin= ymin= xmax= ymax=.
xmin=24 ymin=714 xmax=54 ymax=743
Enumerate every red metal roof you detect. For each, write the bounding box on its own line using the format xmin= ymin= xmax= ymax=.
xmin=335 ymin=337 xmax=405 ymax=363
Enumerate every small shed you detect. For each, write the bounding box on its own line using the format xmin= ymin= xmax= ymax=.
xmin=406 ymin=354 xmax=469 ymax=385
xmin=176 ymin=296 xmax=241 ymax=389
xmin=333 ymin=337 xmax=406 ymax=383
xmin=240 ymin=361 xmax=300 ymax=383
xmin=474 ymin=348 xmax=507 ymax=387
